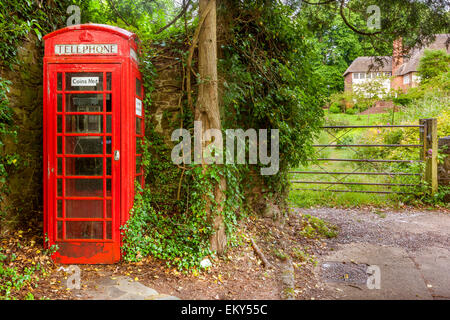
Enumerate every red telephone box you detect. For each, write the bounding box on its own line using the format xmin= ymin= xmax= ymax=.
xmin=43 ymin=24 xmax=145 ymax=264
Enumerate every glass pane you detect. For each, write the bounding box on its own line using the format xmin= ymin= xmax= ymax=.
xmin=57 ymin=200 xmax=63 ymax=218
xmin=136 ymin=118 xmax=142 ymax=135
xmin=57 ymin=221 xmax=63 ymax=240
xmin=66 ymin=200 xmax=103 ymax=218
xmin=106 ymin=200 xmax=112 ymax=218
xmin=57 ymin=158 xmax=63 ymax=175
xmin=66 ymin=221 xmax=103 ymax=240
xmin=57 ymin=94 xmax=63 ymax=112
xmin=57 ymin=116 xmax=62 ymax=133
xmin=106 ymin=137 xmax=112 ymax=154
xmin=65 ymin=72 xmax=103 ymax=91
xmin=106 ymin=158 xmax=111 ymax=176
xmin=106 ymin=179 xmax=111 ymax=197
xmin=57 ymin=136 xmax=62 ymax=154
xmin=136 ymin=138 xmax=143 ymax=154
xmin=57 ymin=179 xmax=63 ymax=197
xmin=66 ymin=94 xmax=103 ymax=113
xmin=65 ymin=179 xmax=103 ymax=197
xmin=106 ymin=221 xmax=112 ymax=240
xmin=106 ymin=73 xmax=112 ymax=91
xmin=136 ymin=156 xmax=142 ymax=174
xmin=66 ymin=157 xmax=103 ymax=176
xmin=65 ymin=115 xmax=103 ymax=133
xmin=57 ymin=73 xmax=63 ymax=91
xmin=136 ymin=78 xmax=142 ymax=97
xmin=65 ymin=137 xmax=103 ymax=155
xmin=106 ymin=94 xmax=112 ymax=112
xmin=106 ymin=115 xmax=112 ymax=133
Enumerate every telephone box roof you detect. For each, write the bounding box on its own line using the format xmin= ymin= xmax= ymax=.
xmin=43 ymin=23 xmax=137 ymax=41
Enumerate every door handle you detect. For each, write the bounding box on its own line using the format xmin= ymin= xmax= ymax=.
xmin=114 ymin=150 xmax=120 ymax=161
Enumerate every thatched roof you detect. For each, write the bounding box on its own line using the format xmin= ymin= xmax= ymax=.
xmin=344 ymin=34 xmax=450 ymax=77
xmin=343 ymin=56 xmax=392 ymax=76
xmin=394 ymin=34 xmax=450 ymax=76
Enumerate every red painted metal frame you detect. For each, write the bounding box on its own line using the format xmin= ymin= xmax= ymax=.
xmin=43 ymin=25 xmax=144 ymax=264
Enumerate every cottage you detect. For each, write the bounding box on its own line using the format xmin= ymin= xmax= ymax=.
xmin=344 ymin=34 xmax=450 ymax=94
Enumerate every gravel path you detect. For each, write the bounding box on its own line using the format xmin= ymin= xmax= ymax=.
xmin=297 ymin=207 xmax=450 ymax=300
xmin=305 ymin=207 xmax=450 ymax=251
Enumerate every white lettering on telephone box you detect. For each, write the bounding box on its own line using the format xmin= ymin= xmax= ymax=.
xmin=55 ymin=44 xmax=118 ymax=55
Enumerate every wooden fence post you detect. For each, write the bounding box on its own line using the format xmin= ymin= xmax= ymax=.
xmin=420 ymin=119 xmax=438 ymax=194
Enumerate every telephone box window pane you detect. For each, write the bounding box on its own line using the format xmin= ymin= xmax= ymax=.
xmin=106 ymin=137 xmax=112 ymax=154
xmin=65 ymin=179 xmax=103 ymax=197
xmin=66 ymin=157 xmax=103 ymax=176
xmin=66 ymin=221 xmax=103 ymax=240
xmin=106 ymin=200 xmax=112 ymax=218
xmin=136 ymin=156 xmax=142 ymax=174
xmin=66 ymin=72 xmax=103 ymax=91
xmin=106 ymin=158 xmax=111 ymax=176
xmin=106 ymin=94 xmax=112 ymax=112
xmin=65 ymin=115 xmax=103 ymax=133
xmin=57 ymin=73 xmax=63 ymax=91
xmin=57 ymin=179 xmax=63 ymax=197
xmin=136 ymin=118 xmax=142 ymax=135
xmin=66 ymin=200 xmax=103 ymax=218
xmin=57 ymin=158 xmax=63 ymax=175
xmin=106 ymin=73 xmax=112 ymax=91
xmin=136 ymin=78 xmax=142 ymax=97
xmin=57 ymin=94 xmax=63 ymax=112
xmin=136 ymin=138 xmax=142 ymax=154
xmin=65 ymin=137 xmax=103 ymax=154
xmin=57 ymin=221 xmax=63 ymax=240
xmin=106 ymin=221 xmax=112 ymax=240
xmin=57 ymin=200 xmax=63 ymax=218
xmin=66 ymin=94 xmax=103 ymax=113
xmin=106 ymin=179 xmax=111 ymax=197
xmin=57 ymin=116 xmax=62 ymax=133
xmin=57 ymin=136 xmax=63 ymax=154
xmin=106 ymin=115 xmax=112 ymax=133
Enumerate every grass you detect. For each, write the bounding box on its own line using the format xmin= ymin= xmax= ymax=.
xmin=290 ymin=110 xmax=423 ymax=208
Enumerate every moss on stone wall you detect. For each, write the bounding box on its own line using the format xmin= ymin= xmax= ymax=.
xmin=0 ymin=33 xmax=44 ymax=232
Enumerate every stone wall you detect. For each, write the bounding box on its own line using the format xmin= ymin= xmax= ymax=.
xmin=0 ymin=33 xmax=44 ymax=231
xmin=148 ymin=55 xmax=183 ymax=140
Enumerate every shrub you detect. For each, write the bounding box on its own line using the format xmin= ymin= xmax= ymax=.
xmin=329 ymin=104 xmax=341 ymax=114
xmin=346 ymin=108 xmax=358 ymax=115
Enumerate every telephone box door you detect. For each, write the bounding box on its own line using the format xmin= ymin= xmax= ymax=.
xmin=47 ymin=64 xmax=121 ymax=264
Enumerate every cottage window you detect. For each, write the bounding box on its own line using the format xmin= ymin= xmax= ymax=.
xmin=403 ymin=74 xmax=410 ymax=84
xmin=353 ymin=73 xmax=359 ymax=80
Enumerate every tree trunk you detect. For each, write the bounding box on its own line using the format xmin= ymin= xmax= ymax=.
xmin=196 ymin=0 xmax=227 ymax=255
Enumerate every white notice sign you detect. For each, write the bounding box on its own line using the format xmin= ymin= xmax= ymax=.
xmin=71 ymin=77 xmax=99 ymax=86
xmin=136 ymin=98 xmax=142 ymax=116
xmin=55 ymin=44 xmax=118 ymax=55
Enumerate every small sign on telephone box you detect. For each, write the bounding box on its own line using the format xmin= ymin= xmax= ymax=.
xmin=135 ymin=98 xmax=142 ymax=116
xmin=71 ymin=77 xmax=99 ymax=86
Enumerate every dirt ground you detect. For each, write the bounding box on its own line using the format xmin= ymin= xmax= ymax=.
xmin=2 ymin=205 xmax=448 ymax=300
xmin=0 ymin=211 xmax=327 ymax=300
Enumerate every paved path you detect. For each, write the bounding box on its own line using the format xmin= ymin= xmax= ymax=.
xmin=301 ymin=208 xmax=450 ymax=300
xmin=84 ymin=276 xmax=180 ymax=300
